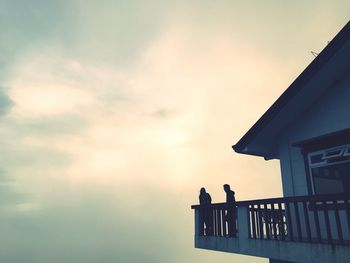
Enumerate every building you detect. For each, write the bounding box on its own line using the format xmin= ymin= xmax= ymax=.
xmin=191 ymin=21 xmax=350 ymax=263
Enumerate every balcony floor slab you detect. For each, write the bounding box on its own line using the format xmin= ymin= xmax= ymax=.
xmin=195 ymin=236 xmax=350 ymax=263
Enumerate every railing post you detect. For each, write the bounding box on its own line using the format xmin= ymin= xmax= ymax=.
xmin=195 ymin=208 xmax=200 ymax=236
xmin=238 ymin=205 xmax=250 ymax=239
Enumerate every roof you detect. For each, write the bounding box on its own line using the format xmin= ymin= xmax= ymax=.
xmin=233 ymin=20 xmax=350 ymax=159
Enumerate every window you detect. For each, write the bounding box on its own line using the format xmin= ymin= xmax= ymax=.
xmin=308 ymin=144 xmax=350 ymax=195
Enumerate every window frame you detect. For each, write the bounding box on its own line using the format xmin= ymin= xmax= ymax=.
xmin=307 ymin=144 xmax=350 ymax=195
xmin=293 ymin=128 xmax=350 ymax=195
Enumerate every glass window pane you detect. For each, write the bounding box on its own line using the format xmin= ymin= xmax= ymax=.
xmin=311 ymin=162 xmax=350 ymax=194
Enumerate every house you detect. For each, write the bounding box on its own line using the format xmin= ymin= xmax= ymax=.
xmin=191 ymin=21 xmax=350 ymax=263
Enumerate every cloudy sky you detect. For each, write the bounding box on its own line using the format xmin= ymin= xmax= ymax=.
xmin=0 ymin=1 xmax=349 ymax=262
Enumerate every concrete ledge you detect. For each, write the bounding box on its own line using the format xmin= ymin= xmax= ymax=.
xmin=195 ymin=236 xmax=350 ymax=263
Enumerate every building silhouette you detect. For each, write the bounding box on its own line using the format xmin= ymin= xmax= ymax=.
xmin=192 ymin=21 xmax=350 ymax=263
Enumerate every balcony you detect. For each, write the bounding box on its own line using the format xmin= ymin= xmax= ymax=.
xmin=191 ymin=194 xmax=350 ymax=263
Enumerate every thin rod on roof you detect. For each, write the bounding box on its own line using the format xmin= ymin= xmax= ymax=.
xmin=311 ymin=41 xmax=330 ymax=58
xmin=311 ymin=51 xmax=319 ymax=57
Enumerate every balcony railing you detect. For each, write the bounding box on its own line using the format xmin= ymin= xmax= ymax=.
xmin=192 ymin=193 xmax=350 ymax=245
xmin=191 ymin=203 xmax=238 ymax=238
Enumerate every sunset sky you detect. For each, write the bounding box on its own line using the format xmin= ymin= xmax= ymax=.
xmin=0 ymin=1 xmax=349 ymax=262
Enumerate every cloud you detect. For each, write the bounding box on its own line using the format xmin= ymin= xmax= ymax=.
xmin=0 ymin=90 xmax=13 ymax=116
xmin=0 ymin=0 xmax=74 ymax=79
xmin=0 ymin=182 xmax=207 ymax=263
xmin=1 ymin=1 xmax=349 ymax=263
xmin=4 ymin=10 xmax=339 ymax=259
xmin=0 ymin=22 xmax=275 ymax=262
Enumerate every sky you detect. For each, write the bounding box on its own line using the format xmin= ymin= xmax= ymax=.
xmin=0 ymin=1 xmax=349 ymax=262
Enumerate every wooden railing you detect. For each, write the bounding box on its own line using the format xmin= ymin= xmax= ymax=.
xmin=191 ymin=203 xmax=238 ymax=238
xmin=243 ymin=194 xmax=350 ymax=244
xmin=192 ymin=194 xmax=350 ymax=245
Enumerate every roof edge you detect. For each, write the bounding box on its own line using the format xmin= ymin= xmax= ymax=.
xmin=233 ymin=21 xmax=350 ymax=155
